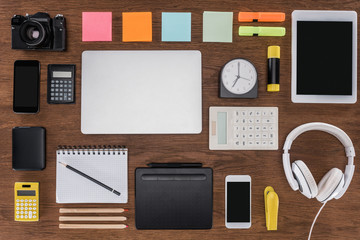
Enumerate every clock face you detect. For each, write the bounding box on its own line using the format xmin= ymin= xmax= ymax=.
xmin=221 ymin=59 xmax=257 ymax=95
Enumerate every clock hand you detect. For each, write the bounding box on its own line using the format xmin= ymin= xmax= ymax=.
xmin=232 ymin=76 xmax=240 ymax=88
xmin=237 ymin=62 xmax=240 ymax=77
xmin=240 ymin=76 xmax=252 ymax=81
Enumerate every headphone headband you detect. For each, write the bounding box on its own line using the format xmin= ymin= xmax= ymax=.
xmin=283 ymin=122 xmax=355 ymax=199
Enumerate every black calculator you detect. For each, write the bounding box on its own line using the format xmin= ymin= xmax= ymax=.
xmin=47 ymin=64 xmax=75 ymax=104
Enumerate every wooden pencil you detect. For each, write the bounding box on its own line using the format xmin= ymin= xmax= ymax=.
xmin=59 ymin=208 xmax=128 ymax=214
xmin=59 ymin=216 xmax=127 ymax=222
xmin=59 ymin=224 xmax=128 ymax=229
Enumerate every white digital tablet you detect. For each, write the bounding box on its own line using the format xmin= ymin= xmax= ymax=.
xmin=291 ymin=10 xmax=357 ymax=103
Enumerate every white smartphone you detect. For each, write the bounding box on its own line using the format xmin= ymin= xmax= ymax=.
xmin=225 ymin=175 xmax=251 ymax=229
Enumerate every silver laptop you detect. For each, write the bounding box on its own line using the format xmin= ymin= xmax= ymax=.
xmin=81 ymin=50 xmax=202 ymax=134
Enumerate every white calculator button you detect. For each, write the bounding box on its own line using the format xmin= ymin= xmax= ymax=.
xmin=242 ymin=126 xmax=247 ymax=131
xmin=33 ymin=200 xmax=36 ymax=202
xmin=33 ymin=216 xmax=36 ymax=219
xmin=25 ymin=216 xmax=28 ymax=219
xmin=248 ymin=133 xmax=254 ymax=138
xmin=16 ymin=215 xmax=19 ymax=218
xmin=269 ymin=132 xmax=275 ymax=139
xmin=33 ymin=203 xmax=37 ymax=206
xmin=242 ymin=141 xmax=246 ymax=146
xmin=21 ymin=200 xmax=24 ymax=202
xmin=255 ymin=111 xmax=261 ymax=116
xmin=248 ymin=141 xmax=254 ymax=145
xmin=16 ymin=211 xmax=19 ymax=214
xmin=262 ymin=126 xmax=268 ymax=131
xmin=248 ymin=111 xmax=254 ymax=116
xmin=235 ymin=141 xmax=240 ymax=146
xmin=16 ymin=199 xmax=20 ymax=202
xmin=242 ymin=134 xmax=246 ymax=139
xmin=16 ymin=203 xmax=19 ymax=206
xmin=234 ymin=111 xmax=239 ymax=117
xmin=16 ymin=207 xmax=19 ymax=210
xmin=255 ymin=134 xmax=261 ymax=139
xmin=21 ymin=203 xmax=24 ymax=206
xmin=269 ymin=126 xmax=274 ymax=131
xmin=25 ymin=199 xmax=28 ymax=202
xmin=262 ymin=118 xmax=273 ymax=124
xmin=241 ymin=111 xmax=247 ymax=116
xmin=241 ymin=118 xmax=246 ymax=124
xmin=255 ymin=141 xmax=261 ymax=145
xmin=29 ymin=207 xmax=32 ymax=210
xmin=234 ymin=118 xmax=240 ymax=124
xmin=234 ymin=133 xmax=240 ymax=139
xmin=29 ymin=200 xmax=32 ymax=202
xmin=25 ymin=203 xmax=28 ymax=206
xmin=33 ymin=207 xmax=36 ymax=210
xmin=262 ymin=141 xmax=268 ymax=146
xmin=29 ymin=211 xmax=32 ymax=218
xmin=25 ymin=207 xmax=28 ymax=210
xmin=29 ymin=203 xmax=32 ymax=206
xmin=248 ymin=119 xmax=254 ymax=124
xmin=248 ymin=126 xmax=254 ymax=131
xmin=269 ymin=111 xmax=275 ymax=116
xmin=25 ymin=211 xmax=28 ymax=214
xmin=262 ymin=111 xmax=267 ymax=116
xmin=262 ymin=133 xmax=268 ymax=138
xmin=255 ymin=118 xmax=261 ymax=124
xmin=255 ymin=126 xmax=261 ymax=131
xmin=20 ymin=211 xmax=24 ymax=214
xmin=33 ymin=211 xmax=37 ymax=214
xmin=269 ymin=141 xmax=275 ymax=146
xmin=20 ymin=207 xmax=24 ymax=210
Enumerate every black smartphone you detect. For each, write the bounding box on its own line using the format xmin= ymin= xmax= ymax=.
xmin=13 ymin=60 xmax=40 ymax=113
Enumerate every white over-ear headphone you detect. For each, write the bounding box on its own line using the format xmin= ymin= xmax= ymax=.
xmin=283 ymin=122 xmax=355 ymax=202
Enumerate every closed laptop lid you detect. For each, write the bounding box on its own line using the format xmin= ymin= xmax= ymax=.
xmin=81 ymin=50 xmax=202 ymax=134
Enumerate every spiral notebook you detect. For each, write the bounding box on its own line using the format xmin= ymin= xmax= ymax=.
xmin=56 ymin=146 xmax=128 ymax=203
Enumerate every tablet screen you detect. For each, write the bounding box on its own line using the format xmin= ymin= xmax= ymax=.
xmin=297 ymin=21 xmax=353 ymax=95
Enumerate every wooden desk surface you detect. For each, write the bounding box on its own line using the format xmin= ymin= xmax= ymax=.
xmin=0 ymin=0 xmax=359 ymax=239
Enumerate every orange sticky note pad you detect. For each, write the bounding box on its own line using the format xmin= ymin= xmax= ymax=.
xmin=122 ymin=12 xmax=152 ymax=42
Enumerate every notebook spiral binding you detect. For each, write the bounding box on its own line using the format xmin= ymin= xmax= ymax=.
xmin=57 ymin=145 xmax=127 ymax=155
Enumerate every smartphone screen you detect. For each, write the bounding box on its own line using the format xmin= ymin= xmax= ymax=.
xmin=227 ymin=182 xmax=251 ymax=222
xmin=13 ymin=60 xmax=40 ymax=113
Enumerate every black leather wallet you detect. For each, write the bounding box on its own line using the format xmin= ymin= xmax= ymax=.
xmin=12 ymin=127 xmax=46 ymax=170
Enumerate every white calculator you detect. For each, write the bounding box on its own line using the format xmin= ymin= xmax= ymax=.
xmin=209 ymin=107 xmax=278 ymax=150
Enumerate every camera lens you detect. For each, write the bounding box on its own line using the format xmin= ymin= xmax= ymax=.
xmin=26 ymin=27 xmax=40 ymax=40
xmin=19 ymin=20 xmax=46 ymax=46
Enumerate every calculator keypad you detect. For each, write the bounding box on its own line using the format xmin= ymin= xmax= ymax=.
xmin=232 ymin=108 xmax=278 ymax=149
xmin=15 ymin=197 xmax=39 ymax=221
xmin=49 ymin=79 xmax=74 ymax=103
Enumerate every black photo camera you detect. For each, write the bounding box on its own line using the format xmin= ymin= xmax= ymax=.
xmin=11 ymin=12 xmax=66 ymax=51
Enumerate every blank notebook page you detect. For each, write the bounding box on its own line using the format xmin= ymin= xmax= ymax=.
xmin=56 ymin=149 xmax=128 ymax=203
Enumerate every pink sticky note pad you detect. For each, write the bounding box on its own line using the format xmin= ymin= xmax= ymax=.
xmin=82 ymin=12 xmax=112 ymax=41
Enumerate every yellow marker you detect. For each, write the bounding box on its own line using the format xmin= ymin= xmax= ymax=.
xmin=267 ymin=46 xmax=280 ymax=92
xmin=14 ymin=182 xmax=39 ymax=222
xmin=264 ymin=186 xmax=279 ymax=230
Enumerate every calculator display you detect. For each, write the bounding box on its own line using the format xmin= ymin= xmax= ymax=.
xmin=17 ymin=190 xmax=36 ymax=196
xmin=217 ymin=112 xmax=227 ymax=144
xmin=53 ymin=71 xmax=72 ymax=78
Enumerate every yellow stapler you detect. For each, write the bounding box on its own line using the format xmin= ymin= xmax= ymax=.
xmin=264 ymin=186 xmax=279 ymax=230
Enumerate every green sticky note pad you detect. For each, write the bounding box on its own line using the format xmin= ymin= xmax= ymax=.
xmin=203 ymin=11 xmax=233 ymax=43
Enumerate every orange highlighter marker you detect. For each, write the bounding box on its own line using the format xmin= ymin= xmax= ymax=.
xmin=238 ymin=12 xmax=285 ymax=22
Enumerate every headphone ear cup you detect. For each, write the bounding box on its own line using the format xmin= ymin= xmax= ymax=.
xmin=292 ymin=160 xmax=318 ymax=199
xmin=316 ymin=168 xmax=344 ymax=203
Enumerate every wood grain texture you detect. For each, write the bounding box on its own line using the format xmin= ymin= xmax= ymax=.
xmin=0 ymin=0 xmax=359 ymax=239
